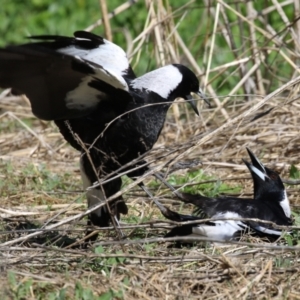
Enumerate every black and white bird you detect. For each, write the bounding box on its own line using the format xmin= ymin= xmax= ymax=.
xmin=0 ymin=31 xmax=208 ymax=230
xmin=155 ymin=148 xmax=292 ymax=241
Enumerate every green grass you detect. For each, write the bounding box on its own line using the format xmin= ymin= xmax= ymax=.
xmin=1 ymin=1 xmax=300 ymax=298
xmin=286 ymin=164 xmax=300 ymax=244
xmin=289 ymin=164 xmax=300 ymax=180
xmin=0 ymin=1 xmax=296 ymax=94
xmin=151 ymin=169 xmax=242 ymax=197
xmin=0 ymin=160 xmax=76 ymax=202
xmin=5 ymin=270 xmax=126 ymax=300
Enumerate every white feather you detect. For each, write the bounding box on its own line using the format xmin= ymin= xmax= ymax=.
xmin=192 ymin=222 xmax=245 ymax=241
xmin=249 ymin=165 xmax=266 ymax=181
xmin=65 ymin=75 xmax=104 ymax=110
xmin=130 ymin=65 xmax=183 ymax=99
xmin=252 ymin=156 xmax=266 ymax=173
xmin=280 ymin=190 xmax=291 ymax=218
xmin=60 ymin=39 xmax=130 ymax=109
xmin=65 ymin=57 xmax=129 ymax=110
xmin=253 ymin=225 xmax=284 ymax=236
xmin=192 ymin=212 xmax=247 ymax=241
xmin=58 ymin=39 xmax=130 ymax=78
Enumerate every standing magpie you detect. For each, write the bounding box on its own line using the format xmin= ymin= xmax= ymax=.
xmin=0 ymin=31 xmax=208 ymax=231
xmin=155 ymin=148 xmax=292 ymax=241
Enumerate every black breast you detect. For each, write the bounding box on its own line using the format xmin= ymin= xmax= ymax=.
xmin=55 ymin=90 xmax=170 ymax=177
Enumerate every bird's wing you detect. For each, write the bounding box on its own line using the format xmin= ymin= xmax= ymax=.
xmin=54 ymin=31 xmax=135 ymax=90
xmin=160 ymin=205 xmax=202 ymax=223
xmin=0 ymin=31 xmax=135 ymax=120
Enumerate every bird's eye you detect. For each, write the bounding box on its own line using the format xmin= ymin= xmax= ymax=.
xmin=269 ymin=173 xmax=277 ymax=180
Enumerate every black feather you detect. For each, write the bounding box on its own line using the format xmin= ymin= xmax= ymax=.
xmin=163 ymin=149 xmax=292 ymax=241
xmin=0 ymin=31 xmax=206 ymax=235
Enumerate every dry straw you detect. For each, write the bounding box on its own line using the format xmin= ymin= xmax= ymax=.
xmin=1 ymin=0 xmax=300 ymax=298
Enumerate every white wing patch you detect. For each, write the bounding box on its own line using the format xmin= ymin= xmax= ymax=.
xmin=131 ymin=65 xmax=183 ymax=99
xmin=59 ymin=39 xmax=130 ymax=109
xmin=58 ymin=38 xmax=130 ymax=77
xmin=65 ymin=75 xmax=104 ymax=110
xmin=192 ymin=222 xmax=245 ymax=241
xmin=190 ymin=209 xmax=290 ymax=240
xmin=91 ymin=62 xmax=129 ymax=91
xmin=192 ymin=212 xmax=247 ymax=241
xmin=65 ymin=57 xmax=129 ymax=110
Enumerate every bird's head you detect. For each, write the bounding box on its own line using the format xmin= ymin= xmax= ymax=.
xmin=243 ymin=147 xmax=291 ymax=218
xmin=130 ymin=64 xmax=210 ymax=115
xmin=172 ymin=64 xmax=210 ymax=115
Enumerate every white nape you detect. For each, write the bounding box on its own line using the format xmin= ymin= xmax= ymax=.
xmin=131 ymin=65 xmax=183 ymax=99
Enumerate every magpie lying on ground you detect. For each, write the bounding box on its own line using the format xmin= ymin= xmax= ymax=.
xmin=154 ymin=148 xmax=292 ymax=241
xmin=0 ymin=31 xmax=208 ymax=231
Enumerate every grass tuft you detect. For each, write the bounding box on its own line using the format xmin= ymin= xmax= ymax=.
xmin=1 ymin=0 xmax=300 ymax=298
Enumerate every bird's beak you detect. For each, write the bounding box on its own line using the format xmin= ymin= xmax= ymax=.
xmin=245 ymin=147 xmax=266 ymax=173
xmin=185 ymin=89 xmax=210 ymax=115
xmin=242 ymin=158 xmax=268 ymax=182
xmin=197 ymin=89 xmax=210 ymax=107
xmin=185 ymin=94 xmax=199 ymax=115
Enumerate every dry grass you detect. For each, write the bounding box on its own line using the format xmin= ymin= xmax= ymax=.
xmin=1 ymin=0 xmax=300 ymax=299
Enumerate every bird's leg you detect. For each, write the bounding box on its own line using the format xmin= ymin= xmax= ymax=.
xmin=80 ymin=157 xmax=127 ymax=241
xmin=113 ymin=215 xmax=126 ymax=238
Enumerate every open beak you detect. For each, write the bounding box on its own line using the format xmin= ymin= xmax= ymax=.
xmin=245 ymin=147 xmax=265 ymax=173
xmin=242 ymin=158 xmax=268 ymax=182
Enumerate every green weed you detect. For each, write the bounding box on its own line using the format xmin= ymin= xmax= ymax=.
xmin=151 ymin=169 xmax=241 ymax=197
